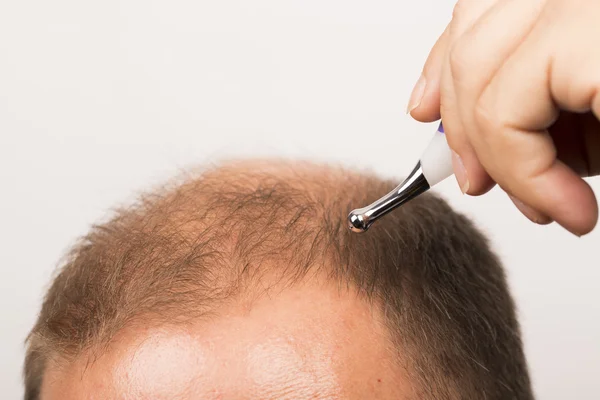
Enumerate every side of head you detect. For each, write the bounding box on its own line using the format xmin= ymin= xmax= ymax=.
xmin=25 ymin=160 xmax=533 ymax=399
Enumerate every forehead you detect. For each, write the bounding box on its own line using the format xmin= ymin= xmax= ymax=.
xmin=41 ymin=283 xmax=412 ymax=399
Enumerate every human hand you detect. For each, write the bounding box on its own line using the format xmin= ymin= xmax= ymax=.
xmin=407 ymin=0 xmax=600 ymax=235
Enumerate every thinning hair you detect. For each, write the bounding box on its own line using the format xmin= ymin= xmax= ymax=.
xmin=25 ymin=160 xmax=533 ymax=399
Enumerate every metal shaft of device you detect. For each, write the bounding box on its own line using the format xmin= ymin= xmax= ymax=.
xmin=347 ymin=162 xmax=430 ymax=232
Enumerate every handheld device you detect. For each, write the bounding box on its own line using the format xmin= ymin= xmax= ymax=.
xmin=348 ymin=122 xmax=454 ymax=232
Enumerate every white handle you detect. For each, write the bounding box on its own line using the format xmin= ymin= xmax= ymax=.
xmin=419 ymin=123 xmax=454 ymax=187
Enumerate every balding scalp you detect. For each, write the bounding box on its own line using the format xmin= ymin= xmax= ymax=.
xmin=25 ymin=160 xmax=533 ymax=400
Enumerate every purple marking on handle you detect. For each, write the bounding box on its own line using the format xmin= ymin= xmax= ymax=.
xmin=438 ymin=121 xmax=444 ymax=133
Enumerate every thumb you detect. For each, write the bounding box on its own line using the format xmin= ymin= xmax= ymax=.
xmin=407 ymin=26 xmax=449 ymax=122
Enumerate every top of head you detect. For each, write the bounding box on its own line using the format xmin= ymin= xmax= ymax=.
xmin=25 ymin=159 xmax=532 ymax=400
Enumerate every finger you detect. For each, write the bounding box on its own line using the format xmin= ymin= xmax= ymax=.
xmin=508 ymin=194 xmax=553 ymax=225
xmin=410 ymin=0 xmax=499 ymax=121
xmin=440 ymin=0 xmax=499 ymax=194
xmin=408 ymin=26 xmax=449 ymax=122
xmin=470 ymin=5 xmax=600 ymax=235
xmin=448 ymin=0 xmax=546 ymax=194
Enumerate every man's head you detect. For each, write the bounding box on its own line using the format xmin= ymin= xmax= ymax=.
xmin=25 ymin=160 xmax=532 ymax=399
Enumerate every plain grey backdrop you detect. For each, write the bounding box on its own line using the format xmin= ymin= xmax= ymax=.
xmin=0 ymin=0 xmax=598 ymax=398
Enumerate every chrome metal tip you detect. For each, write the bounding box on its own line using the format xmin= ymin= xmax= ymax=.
xmin=346 ymin=162 xmax=431 ymax=234
xmin=347 ymin=211 xmax=370 ymax=233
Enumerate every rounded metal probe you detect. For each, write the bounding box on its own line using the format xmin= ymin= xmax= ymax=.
xmin=348 ymin=212 xmax=370 ymax=233
xmin=347 ymin=162 xmax=431 ymax=232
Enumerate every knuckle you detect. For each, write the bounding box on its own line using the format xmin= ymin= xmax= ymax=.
xmin=451 ymin=0 xmax=470 ymax=21
xmin=448 ymin=41 xmax=471 ymax=81
xmin=451 ymin=0 xmax=482 ymax=24
xmin=473 ymin=96 xmax=499 ymax=133
xmin=550 ymin=55 xmax=594 ymax=112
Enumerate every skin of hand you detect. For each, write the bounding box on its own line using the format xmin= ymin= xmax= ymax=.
xmin=407 ymin=0 xmax=600 ymax=236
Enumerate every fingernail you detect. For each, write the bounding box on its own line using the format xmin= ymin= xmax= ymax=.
xmin=509 ymin=195 xmax=552 ymax=225
xmin=451 ymin=151 xmax=470 ymax=194
xmin=510 ymin=196 xmax=541 ymax=223
xmin=407 ymin=75 xmax=427 ymax=114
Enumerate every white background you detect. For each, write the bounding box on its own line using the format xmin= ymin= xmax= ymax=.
xmin=0 ymin=1 xmax=598 ymax=398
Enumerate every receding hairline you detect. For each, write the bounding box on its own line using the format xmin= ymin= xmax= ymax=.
xmin=26 ymin=159 xmax=397 ymax=358
xmin=25 ymin=158 xmax=533 ymax=400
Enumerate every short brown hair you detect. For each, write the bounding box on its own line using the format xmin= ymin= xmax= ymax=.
xmin=25 ymin=160 xmax=533 ymax=399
